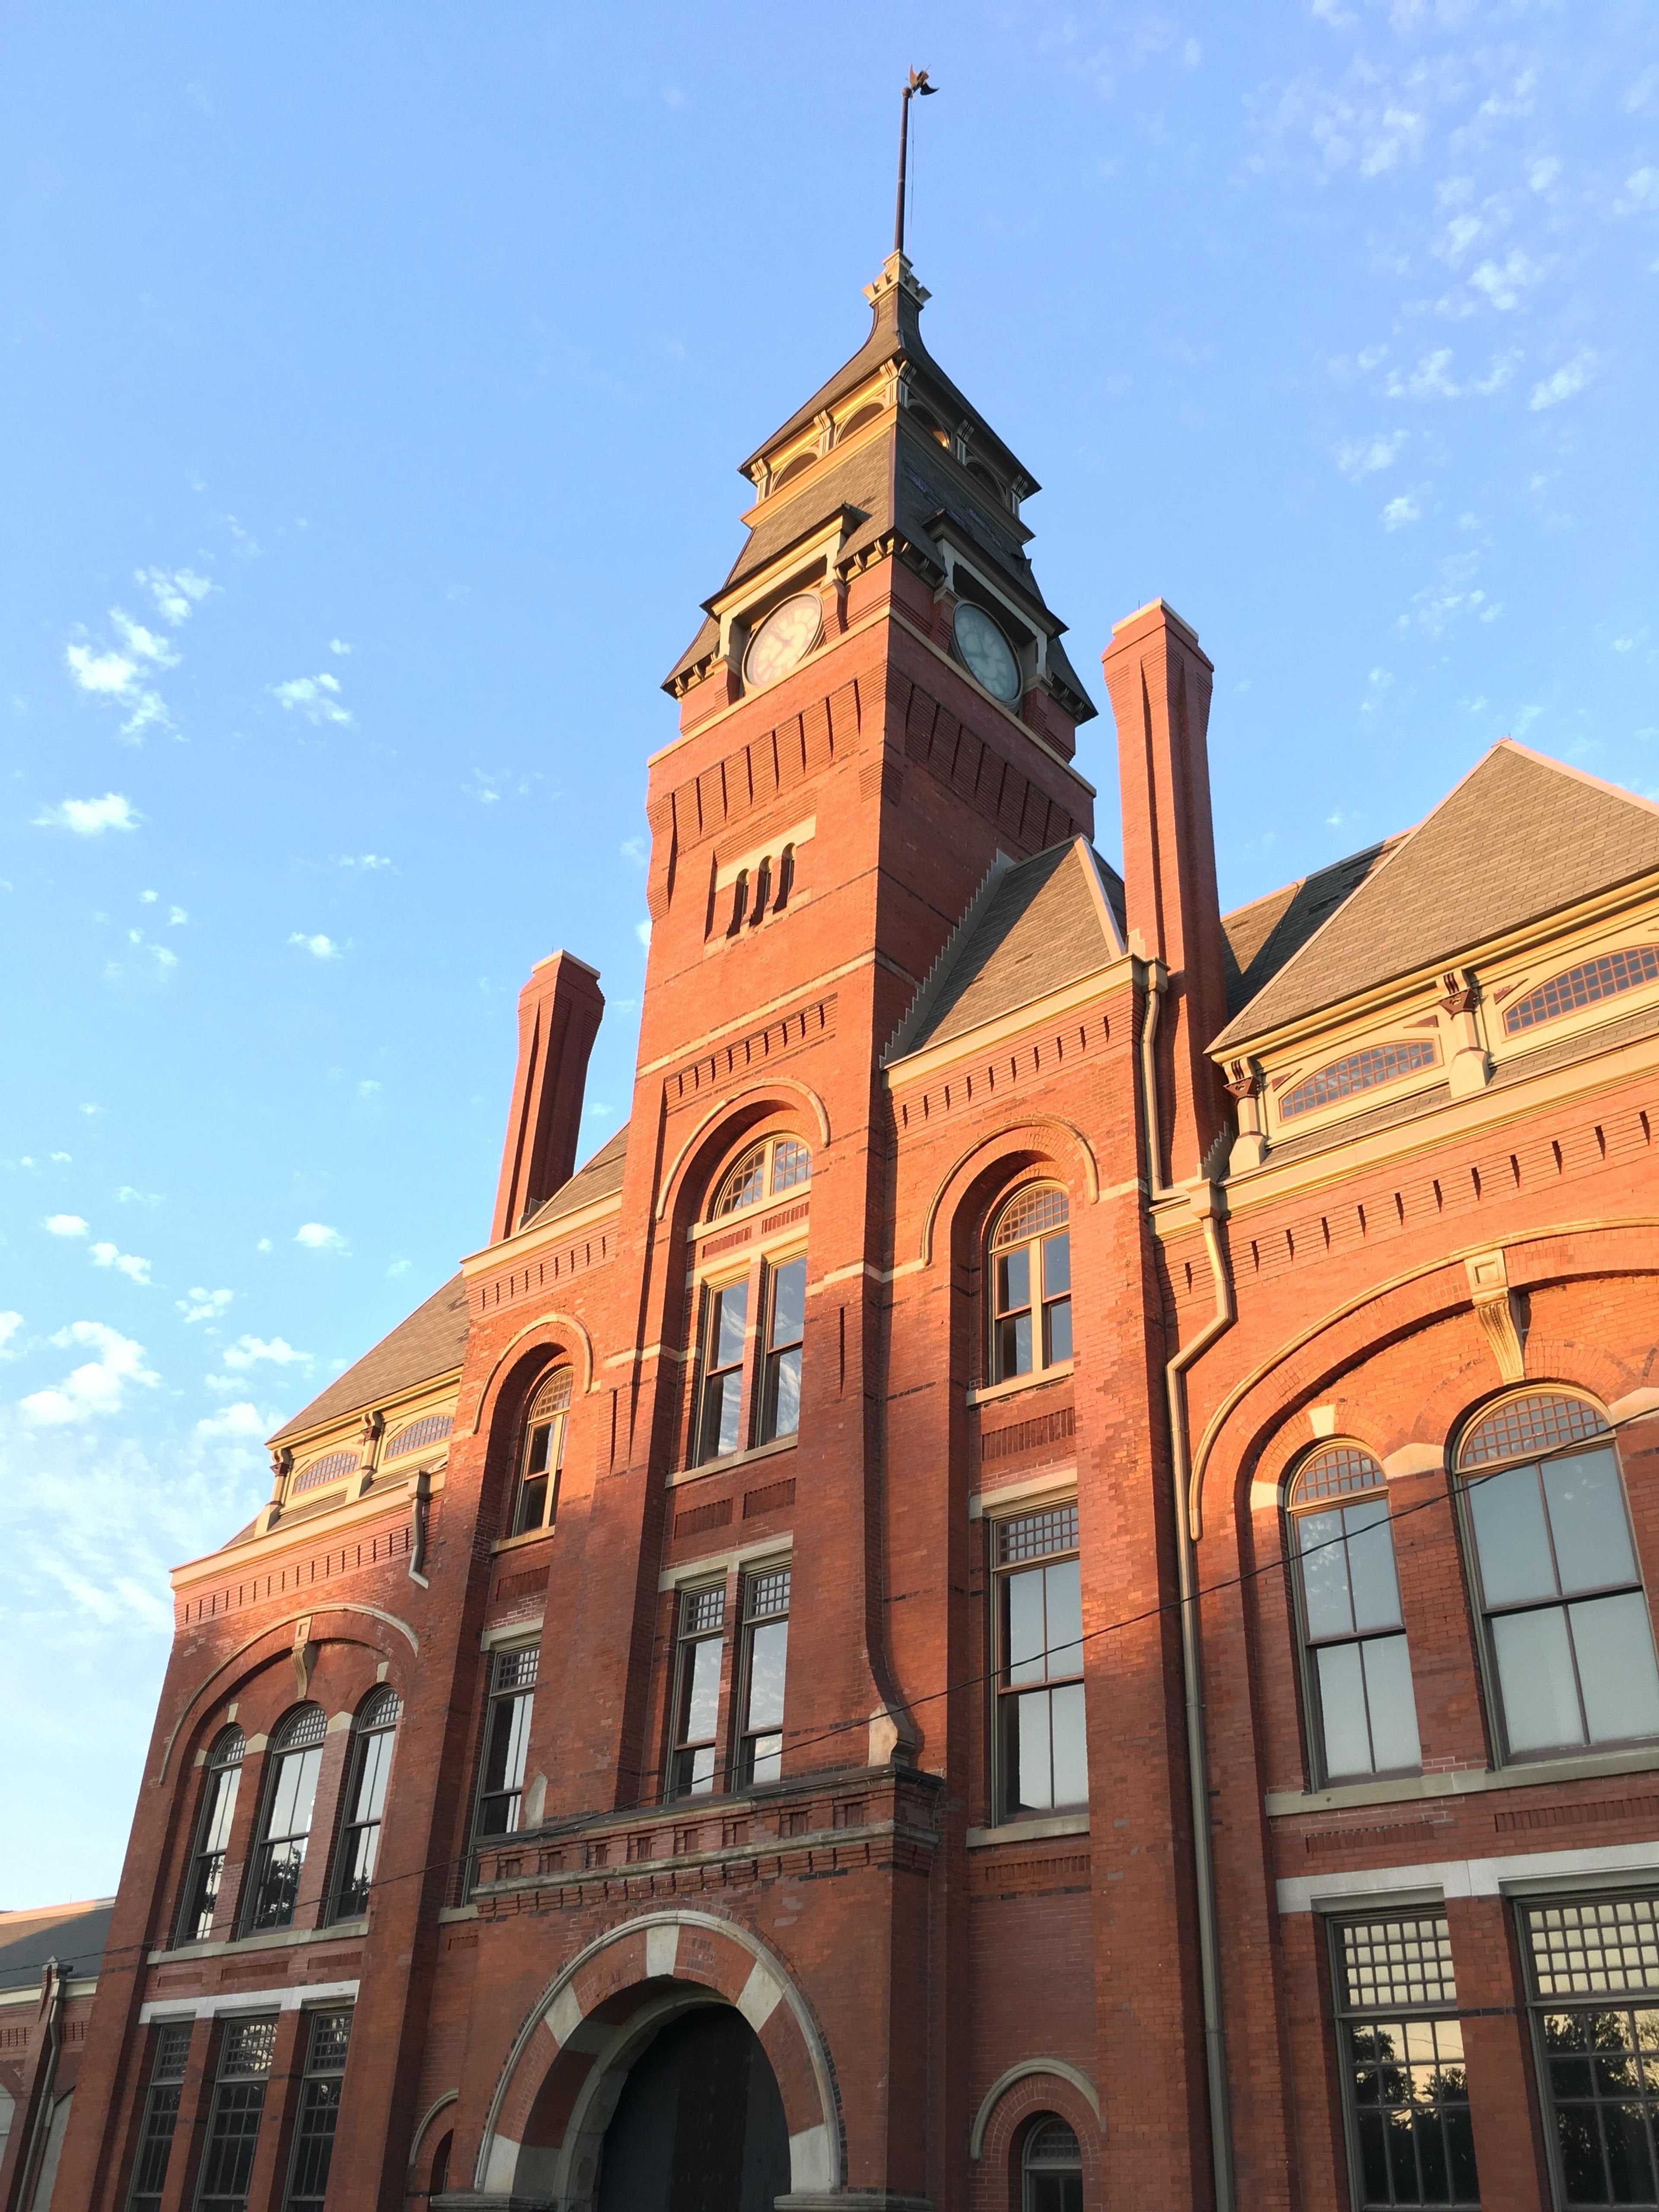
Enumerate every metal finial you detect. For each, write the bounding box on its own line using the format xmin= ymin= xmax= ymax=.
xmin=893 ymin=68 xmax=939 ymax=258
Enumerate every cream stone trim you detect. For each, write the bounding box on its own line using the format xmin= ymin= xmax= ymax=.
xmin=969 ymin=2059 xmax=1101 ymax=2159
xmin=664 ymin=1434 xmax=796 ymax=1491
xmin=1277 ymin=1838 xmax=1659 ymax=1917
xmin=658 ymin=1535 xmax=792 ymax=1590
xmin=467 ymin=1312 xmax=597 ymax=1433
xmin=966 ymin=1363 xmax=1074 ymax=1410
xmin=147 ymin=1920 xmax=368 ymax=1967
xmin=172 ymin=1483 xmax=440 ymax=1585
xmin=884 ymin=955 xmax=1134 ymax=1090
xmin=968 ymin=1466 xmax=1077 ymax=1519
xmin=1484 ymin=906 xmax=1659 ymax=1063
xmin=1269 ymin=1743 xmax=1659 ymax=1821
xmin=139 ymin=1978 xmax=360 ymax=2023
xmin=654 ymin=1079 xmax=832 ymax=1222
xmin=270 ymin=1370 xmax=464 ymax=1465
xmin=480 ymin=1616 xmax=544 ymax=1650
xmin=464 ymin=1191 xmax=621 ymax=1275
xmin=1465 ymin=1246 xmax=1528 ymax=1382
xmin=965 ymin=1812 xmax=1090 ymax=1848
xmin=917 ymin=1119 xmax=1101 ymax=1267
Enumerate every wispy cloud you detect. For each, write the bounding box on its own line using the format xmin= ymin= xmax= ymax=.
xmin=217 ymin=1333 xmax=307 ymax=1370
xmin=44 ymin=1214 xmax=89 ymax=1238
xmin=135 ymin=566 xmax=213 ymax=623
xmin=337 ymin=853 xmax=392 ymax=870
xmin=327 ymin=638 xmax=352 ymax=655
xmin=178 ymin=1288 xmax=233 ymax=1323
xmin=20 ymin=1322 xmax=159 ymax=1424
xmin=91 ymin=1241 xmax=151 ymax=1285
xmin=195 ymin=1402 xmax=269 ymax=1440
xmin=270 ymin=673 xmax=352 ymax=725
xmin=1382 ymin=495 xmax=1421 ymax=530
xmin=1530 ymin=351 xmax=1597 ymax=410
xmin=1336 ymin=431 xmax=1406 ymax=480
xmin=34 ymin=793 xmax=142 ymax=836
xmin=289 ymin=932 xmax=341 ymax=960
xmin=0 ymin=1313 xmax=23 ymax=1357
xmin=295 ymin=1223 xmax=348 ymax=1254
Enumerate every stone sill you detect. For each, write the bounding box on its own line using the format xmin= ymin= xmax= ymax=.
xmin=966 ymin=1812 xmax=1090 ymax=1849
xmin=148 ymin=1918 xmax=367 ymax=1967
xmin=966 ymin=1363 xmax=1073 ymax=1411
xmin=1267 ymin=1743 xmax=1659 ymax=1819
xmin=665 ymin=1433 xmax=797 ymax=1490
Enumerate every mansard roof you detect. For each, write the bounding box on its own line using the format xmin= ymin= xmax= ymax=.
xmin=519 ymin=1119 xmax=630 ymax=1233
xmin=1213 ymin=741 xmax=1659 ymax=1054
xmin=889 ymin=837 xmax=1126 ymax=1062
xmin=268 ymin=1273 xmax=470 ymax=1447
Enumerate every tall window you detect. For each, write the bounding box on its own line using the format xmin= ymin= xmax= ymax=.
xmin=197 ymin=2016 xmax=277 ymax=2212
xmin=474 ymin=1644 xmax=538 ymax=1841
xmin=1331 ymin=1913 xmax=1478 ymax=2209
xmin=670 ymin=1585 xmax=726 ymax=1799
xmin=329 ymin=1689 xmax=400 ymax=1920
xmin=1022 ymin=2116 xmax=1084 ymax=2212
xmin=1289 ymin=1446 xmax=1421 ymax=1785
xmin=759 ymin=1259 xmax=805 ymax=1443
xmin=1459 ymin=1392 xmax=1659 ymax=1759
xmin=695 ymin=1252 xmax=807 ymax=1464
xmin=738 ymin=1567 xmax=791 ymax=1785
xmin=126 ymin=2022 xmax=191 ymax=2212
xmin=283 ymin=2008 xmax=352 ymax=2212
xmin=511 ymin=1368 xmax=571 ymax=1537
xmin=993 ymin=1504 xmax=1087 ymax=1818
xmin=989 ymin=1186 xmax=1071 ymax=1383
xmin=1520 ymin=1891 xmax=1659 ymax=2207
xmin=711 ymin=1135 xmax=810 ymax=1219
xmin=697 ymin=1279 xmax=749 ymax=1461
xmin=244 ymin=1707 xmax=325 ymax=1933
xmin=179 ymin=1727 xmax=244 ymax=1944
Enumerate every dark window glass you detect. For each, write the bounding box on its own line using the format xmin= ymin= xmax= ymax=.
xmin=989 ymin=1187 xmax=1071 ymax=1382
xmin=283 ymin=2009 xmax=352 ymax=2212
xmin=760 ymin=1259 xmax=805 ymax=1443
xmin=474 ymin=1645 xmax=538 ymax=1843
xmin=697 ymin=1280 xmax=750 ymax=1461
xmin=511 ymin=1369 xmax=571 ymax=1536
xmin=1289 ymin=1452 xmax=1421 ymax=1784
xmin=180 ymin=1728 xmax=244 ymax=1945
xmin=671 ymin=1585 xmax=726 ymax=1799
xmin=739 ymin=1568 xmax=791 ymax=1786
xmin=1332 ymin=1915 xmax=1479 ymax=2208
xmin=330 ymin=1690 xmax=400 ymax=1920
xmin=1521 ymin=1893 xmax=1659 ymax=2210
xmin=197 ymin=2017 xmax=276 ymax=2212
xmin=245 ymin=1708 xmax=326 ymax=1933
xmin=126 ymin=2022 xmax=191 ymax=2212
xmin=1023 ymin=2114 xmax=1084 ymax=2212
xmin=994 ymin=1505 xmax=1087 ymax=1818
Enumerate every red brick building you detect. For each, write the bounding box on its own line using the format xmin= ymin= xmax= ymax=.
xmin=13 ymin=249 xmax=1659 ymax=2212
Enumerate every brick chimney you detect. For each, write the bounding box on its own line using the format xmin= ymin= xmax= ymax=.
xmin=490 ymin=951 xmax=605 ymax=1243
xmin=1102 ymin=601 xmax=1228 ymax=1184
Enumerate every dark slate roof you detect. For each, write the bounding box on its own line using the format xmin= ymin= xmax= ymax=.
xmin=891 ymin=839 xmax=1125 ymax=1059
xmin=1220 ymin=837 xmax=1405 ymax=1022
xmin=268 ymin=1275 xmax=470 ymax=1447
xmin=1213 ymin=742 xmax=1659 ymax=1052
xmin=520 ymin=1122 xmax=630 ymax=1233
xmin=0 ymin=1897 xmax=114 ymax=1990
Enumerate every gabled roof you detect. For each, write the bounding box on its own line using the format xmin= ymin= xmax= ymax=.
xmin=520 ymin=1121 xmax=630 ymax=1233
xmin=0 ymin=1897 xmax=114 ymax=1990
xmin=268 ymin=1274 xmax=470 ymax=1447
xmin=1220 ymin=836 xmax=1405 ymax=1020
xmin=1212 ymin=741 xmax=1659 ymax=1053
xmin=889 ymin=838 xmax=1126 ymax=1062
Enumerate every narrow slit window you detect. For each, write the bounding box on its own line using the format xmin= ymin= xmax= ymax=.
xmin=329 ymin=1689 xmax=400 ymax=1921
xmin=738 ymin=1567 xmax=791 ymax=1786
xmin=179 ymin=1726 xmax=244 ymax=1945
xmin=125 ymin=2022 xmax=192 ymax=2212
xmin=670 ymin=1584 xmax=726 ymax=1800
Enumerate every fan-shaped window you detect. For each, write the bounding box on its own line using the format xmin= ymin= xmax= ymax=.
xmin=839 ymin=403 xmax=883 ymax=439
xmin=383 ymin=1411 xmax=452 ymax=1459
xmin=1504 ymin=945 xmax=1659 ymax=1035
xmin=179 ymin=1726 xmax=244 ymax=1944
xmin=989 ymin=1185 xmax=1071 ymax=1382
xmin=1458 ymin=1391 xmax=1659 ymax=1759
xmin=771 ymin=449 xmax=816 ymax=488
xmin=1278 ymin=1039 xmax=1439 ymax=1122
xmin=511 ymin=1368 xmax=572 ymax=1538
xmin=330 ymin=1689 xmax=401 ymax=1920
xmin=1023 ymin=2114 xmax=1083 ymax=2212
xmin=1288 ymin=1447 xmax=1421 ymax=1783
xmin=712 ymin=1135 xmax=811 ymax=1219
xmin=245 ymin=1705 xmax=326 ymax=1932
xmin=291 ymin=1448 xmax=358 ymax=1497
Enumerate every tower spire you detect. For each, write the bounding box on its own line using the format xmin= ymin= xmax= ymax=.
xmin=893 ymin=67 xmax=938 ymax=258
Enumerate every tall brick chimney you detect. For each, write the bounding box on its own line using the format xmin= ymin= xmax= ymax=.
xmin=490 ymin=951 xmax=605 ymax=1243
xmin=1102 ymin=600 xmax=1228 ymax=1184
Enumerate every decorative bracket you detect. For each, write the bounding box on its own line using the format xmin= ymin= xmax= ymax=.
xmin=1465 ymin=1247 xmax=1528 ymax=1383
xmin=290 ymin=1615 xmax=318 ymax=1701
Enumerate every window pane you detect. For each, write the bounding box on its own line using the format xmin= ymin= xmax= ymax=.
xmin=203 ymin=1765 xmax=240 ymax=1854
xmin=998 ymin=1313 xmax=1033 ymax=1378
xmin=702 ymin=1368 xmax=744 ymax=1459
xmin=1546 ymin=1449 xmax=1638 ymax=1594
xmin=1344 ymin=1499 xmax=1406 ymax=1634
xmin=766 ymin=1346 xmax=801 ymax=1439
xmin=1006 ymin=1567 xmax=1048 ymax=1685
xmin=1049 ymin=1681 xmax=1088 ymax=1807
xmin=745 ymin=1733 xmax=782 ymax=1786
xmin=268 ymin=1745 xmax=322 ymax=1843
xmin=997 ymin=1248 xmax=1031 ymax=1316
xmin=1469 ymin=1464 xmax=1558 ymax=1605
xmin=1011 ymin=1689 xmax=1055 ymax=1810
xmin=355 ymin=1730 xmax=393 ymax=1825
xmin=513 ymin=1472 xmax=548 ymax=1535
xmin=1300 ymin=1509 xmax=1357 ymax=1638
xmin=1044 ymin=1559 xmax=1083 ymax=1676
xmin=1492 ymin=1605 xmax=1585 ymax=1753
xmin=712 ymin=1281 xmax=748 ymax=1367
xmin=484 ymin=1690 xmax=532 ymax=1796
xmin=770 ymin=1258 xmax=806 ymax=1346
xmin=1317 ymin=1641 xmax=1375 ymax=1779
xmin=1571 ymin=1593 xmax=1659 ymax=1745
xmin=524 ymin=1422 xmax=551 ymax=1478
xmin=682 ymin=1636 xmax=722 ymax=1743
xmin=1361 ymin=1634 xmax=1422 ymax=1773
xmin=1045 ymin=1298 xmax=1073 ymax=1365
xmin=745 ymin=1619 xmax=788 ymax=1733
xmin=1042 ymin=1233 xmax=1071 ymax=1298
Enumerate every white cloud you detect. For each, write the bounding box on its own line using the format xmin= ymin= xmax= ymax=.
xmin=64 ymin=631 xmax=172 ymax=741
xmin=149 ymin=944 xmax=179 ymax=972
xmin=270 ymin=674 xmax=352 ymax=725
xmin=256 ymin=1237 xmax=273 ymax=1254
xmin=357 ymin=1079 xmax=381 ymax=1098
xmin=1468 ymin=251 xmax=1542 ymax=311
xmin=1618 ymin=168 xmax=1659 ymax=214
xmin=295 ymin=1223 xmax=348 ymax=1254
xmin=620 ymin=837 xmax=647 ymax=866
xmin=1386 ymin=350 xmax=1459 ymax=400
xmin=116 ymin=1187 xmax=162 ymax=1206
xmin=1381 ymin=496 xmax=1421 ymax=530
xmin=289 ymin=932 xmax=341 ymax=960
xmin=1336 ymin=431 xmax=1406 ymax=480
xmin=168 ymin=906 xmax=188 ymax=925
xmin=218 ymin=1333 xmax=307 ymax=1370
xmin=0 ymin=1313 xmax=22 ymax=1357
xmin=195 ymin=1402 xmax=268 ymax=1440
xmin=140 ymin=888 xmax=157 ymax=903
xmin=327 ymin=638 xmax=352 ymax=655
xmin=135 ymin=567 xmax=213 ymax=623
xmin=44 ymin=1214 xmax=89 ymax=1238
xmin=1530 ymin=352 xmax=1597 ymax=411
xmin=20 ymin=1322 xmax=158 ymax=1424
xmin=337 ymin=853 xmax=391 ymax=870
xmin=110 ymin=611 xmax=179 ymax=669
xmin=91 ymin=1242 xmax=152 ymax=1285
xmin=178 ymin=1287 xmax=233 ymax=1323
xmin=34 ymin=792 xmax=141 ymax=836
xmin=635 ymin=918 xmax=652 ymax=950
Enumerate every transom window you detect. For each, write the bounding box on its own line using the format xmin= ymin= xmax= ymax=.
xmin=290 ymin=1448 xmax=358 ymax=1498
xmin=330 ymin=1689 xmax=400 ymax=1920
xmin=511 ymin=1367 xmax=572 ymax=1537
xmin=1288 ymin=1446 xmax=1421 ymax=1785
xmin=712 ymin=1134 xmax=811 ymax=1218
xmin=1279 ymin=1039 xmax=1439 ymax=1122
xmin=383 ymin=1410 xmax=452 ymax=1458
xmin=992 ymin=1503 xmax=1087 ymax=1819
xmin=1520 ymin=1892 xmax=1659 ymax=2208
xmin=1504 ymin=945 xmax=1659 ymax=1036
xmin=1331 ymin=1913 xmax=1478 ymax=2208
xmin=989 ymin=1185 xmax=1072 ymax=1383
xmin=1023 ymin=2115 xmax=1083 ymax=2212
xmin=179 ymin=1726 xmax=244 ymax=1945
xmin=245 ymin=1706 xmax=326 ymax=1933
xmin=1458 ymin=1392 xmax=1659 ymax=1760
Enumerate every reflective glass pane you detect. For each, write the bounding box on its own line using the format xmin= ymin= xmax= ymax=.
xmin=1469 ymin=1464 xmax=1558 ymax=1605
xmin=712 ymin=1282 xmax=748 ymax=1368
xmin=484 ymin=1690 xmax=532 ymax=1795
xmin=997 ymin=1313 xmax=1033 ymax=1378
xmin=1042 ymin=1233 xmax=1071 ymax=1297
xmin=1317 ymin=1641 xmax=1373 ymax=1778
xmin=1012 ymin=1689 xmax=1054 ymax=1809
xmin=702 ymin=1369 xmax=743 ymax=1459
xmin=745 ymin=1619 xmax=788 ymax=1732
xmin=203 ymin=1766 xmax=240 ymax=1854
xmin=1045 ymin=1298 xmax=1073 ymax=1365
xmin=1361 ymin=1634 xmax=1422 ymax=1773
xmin=1571 ymin=1593 xmax=1659 ymax=1745
xmin=1300 ymin=1509 xmax=1357 ymax=1638
xmin=1006 ymin=1567 xmax=1048 ymax=1685
xmin=1049 ymin=1681 xmax=1088 ymax=1806
xmin=746 ymin=1732 xmax=782 ymax=1786
xmin=513 ymin=1472 xmax=548 ymax=1535
xmin=268 ymin=1745 xmax=322 ymax=1843
xmin=1345 ymin=1499 xmax=1406 ymax=1634
xmin=1045 ymin=1559 xmax=1083 ymax=1675
xmin=354 ymin=1730 xmax=392 ymax=1825
xmin=770 ymin=1258 xmax=806 ymax=1347
xmin=1547 ymin=1450 xmax=1638 ymax=1595
xmin=682 ymin=1637 xmax=721 ymax=1742
xmin=524 ymin=1422 xmax=551 ymax=1478
xmin=997 ymin=1247 xmax=1031 ymax=1315
xmin=766 ymin=1346 xmax=801 ymax=1439
xmin=1492 ymin=1606 xmax=1584 ymax=1753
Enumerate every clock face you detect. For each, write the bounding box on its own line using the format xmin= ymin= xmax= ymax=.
xmin=743 ymin=593 xmax=823 ymax=690
xmin=953 ymin=603 xmax=1021 ymax=703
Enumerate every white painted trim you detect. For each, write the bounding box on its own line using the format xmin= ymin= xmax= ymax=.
xmin=138 ymin=1977 xmax=359 ymax=2022
xmin=481 ymin=1617 xmax=544 ymax=1650
xmin=658 ymin=1536 xmax=792 ymax=1591
xmin=969 ymin=1468 xmax=1077 ymax=1521
xmin=1278 ymin=1840 xmax=1659 ymax=1916
xmin=966 ymin=1812 xmax=1089 ymax=1848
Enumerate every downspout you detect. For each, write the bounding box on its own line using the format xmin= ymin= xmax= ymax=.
xmin=1140 ymin=962 xmax=1238 ymax=2212
xmin=16 ymin=1956 xmax=66 ymax=2212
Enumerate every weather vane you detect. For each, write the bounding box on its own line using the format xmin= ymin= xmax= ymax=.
xmin=893 ymin=67 xmax=938 ymax=258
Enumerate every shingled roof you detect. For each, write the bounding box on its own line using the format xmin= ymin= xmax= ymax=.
xmin=520 ymin=1120 xmax=630 ymax=1233
xmin=268 ymin=1274 xmax=470 ymax=1447
xmin=889 ymin=839 xmax=1126 ymax=1061
xmin=1220 ymin=836 xmax=1405 ymax=1020
xmin=1212 ymin=742 xmax=1659 ymax=1053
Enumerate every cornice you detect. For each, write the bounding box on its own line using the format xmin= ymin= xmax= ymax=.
xmin=170 ymin=1475 xmax=440 ymax=1589
xmin=883 ymin=955 xmax=1137 ymax=1091
xmin=461 ymin=1189 xmax=622 ymax=1278
xmin=264 ymin=1371 xmax=463 ymax=1466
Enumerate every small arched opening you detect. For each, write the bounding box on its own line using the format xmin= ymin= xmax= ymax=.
xmin=594 ymin=2002 xmax=789 ymax=2212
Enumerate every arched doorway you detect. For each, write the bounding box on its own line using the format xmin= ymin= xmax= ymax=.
xmin=596 ymin=2004 xmax=789 ymax=2212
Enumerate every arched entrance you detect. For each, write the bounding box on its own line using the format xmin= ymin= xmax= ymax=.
xmin=595 ymin=2003 xmax=789 ymax=2212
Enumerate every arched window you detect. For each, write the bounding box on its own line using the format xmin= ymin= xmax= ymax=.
xmin=839 ymin=403 xmax=883 ymax=439
xmin=511 ymin=1368 xmax=572 ymax=1538
xmin=1503 ymin=945 xmax=1659 ymax=1034
xmin=329 ymin=1688 xmax=401 ymax=1920
xmin=1459 ymin=1391 xmax=1659 ymax=1759
xmin=727 ymin=869 xmax=750 ymax=937
xmin=245 ymin=1704 xmax=326 ymax=1932
xmin=1287 ymin=1446 xmax=1421 ymax=1783
xmin=711 ymin=1135 xmax=811 ymax=1219
xmin=1022 ymin=2114 xmax=1084 ymax=2212
xmin=989 ymin=1186 xmax=1072 ymax=1382
xmin=178 ymin=1726 xmax=244 ymax=1944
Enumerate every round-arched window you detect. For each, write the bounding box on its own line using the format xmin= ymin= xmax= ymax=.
xmin=1022 ymin=2114 xmax=1083 ymax=2212
xmin=179 ymin=1725 xmax=245 ymax=1945
xmin=246 ymin=1706 xmax=327 ymax=1934
xmin=331 ymin=1688 xmax=402 ymax=1920
xmin=988 ymin=1185 xmax=1071 ymax=1382
xmin=511 ymin=1368 xmax=572 ymax=1538
xmin=712 ymin=1135 xmax=811 ymax=1219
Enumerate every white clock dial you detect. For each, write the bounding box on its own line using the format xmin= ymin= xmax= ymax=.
xmin=743 ymin=593 xmax=823 ymax=690
xmin=953 ymin=603 xmax=1021 ymax=703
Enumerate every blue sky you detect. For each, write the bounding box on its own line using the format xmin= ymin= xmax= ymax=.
xmin=3 ymin=1 xmax=1656 ymax=1905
